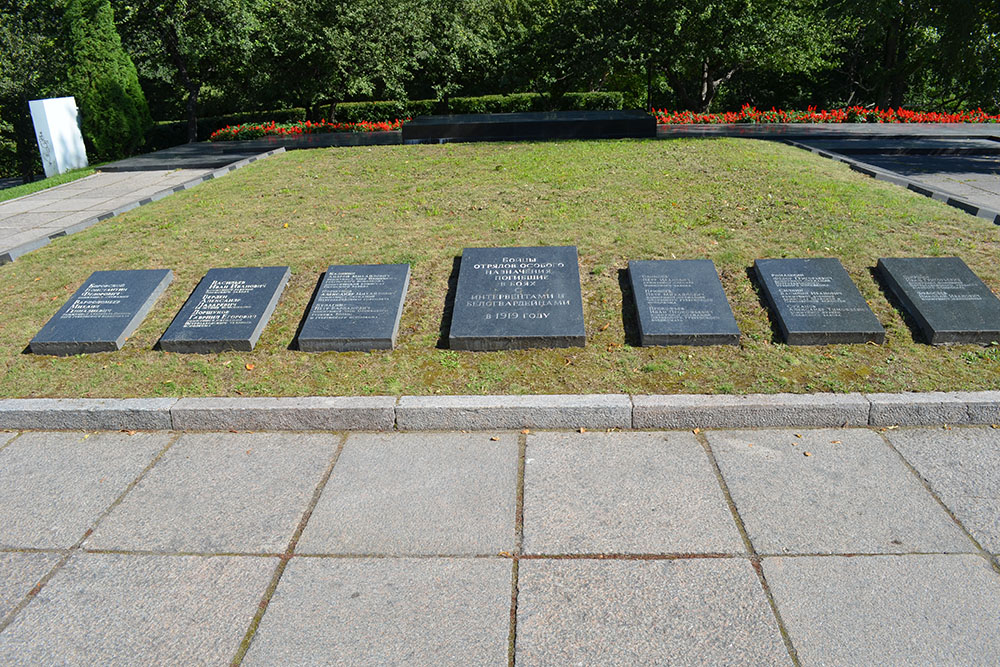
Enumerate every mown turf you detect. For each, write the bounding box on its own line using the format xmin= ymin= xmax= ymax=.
xmin=1 ymin=138 xmax=998 ymax=398
xmin=0 ymin=167 xmax=96 ymax=204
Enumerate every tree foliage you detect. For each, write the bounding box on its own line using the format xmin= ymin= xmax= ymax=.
xmin=65 ymin=0 xmax=150 ymax=160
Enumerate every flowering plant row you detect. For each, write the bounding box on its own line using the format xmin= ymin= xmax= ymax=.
xmin=654 ymin=105 xmax=1000 ymax=124
xmin=209 ymin=119 xmax=408 ymax=141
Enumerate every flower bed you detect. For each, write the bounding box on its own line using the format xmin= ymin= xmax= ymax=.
xmin=654 ymin=105 xmax=1000 ymax=124
xmin=209 ymin=119 xmax=407 ymax=141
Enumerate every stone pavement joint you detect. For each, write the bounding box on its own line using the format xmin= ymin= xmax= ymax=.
xmin=3 ymin=391 xmax=1000 ymax=431
xmin=0 ymin=426 xmax=998 ymax=664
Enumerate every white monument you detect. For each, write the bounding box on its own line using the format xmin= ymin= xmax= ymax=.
xmin=29 ymin=96 xmax=89 ymax=178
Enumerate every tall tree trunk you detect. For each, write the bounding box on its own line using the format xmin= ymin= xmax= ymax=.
xmin=12 ymin=98 xmax=37 ymax=183
xmin=185 ymin=83 xmax=199 ymax=143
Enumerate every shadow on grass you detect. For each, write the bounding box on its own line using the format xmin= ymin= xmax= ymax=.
xmin=616 ymin=268 xmax=641 ymax=347
xmin=288 ymin=272 xmax=326 ymax=350
xmin=436 ymin=256 xmax=461 ymax=349
xmin=745 ymin=264 xmax=784 ymax=345
xmin=867 ymin=265 xmax=922 ymax=344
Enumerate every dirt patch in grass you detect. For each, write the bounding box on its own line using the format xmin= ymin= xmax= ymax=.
xmin=1 ymin=138 xmax=998 ymax=398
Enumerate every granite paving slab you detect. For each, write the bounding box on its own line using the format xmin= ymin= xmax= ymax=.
xmin=243 ymin=557 xmax=511 ymax=665
xmin=0 ymin=553 xmax=276 ymax=666
xmin=0 ymin=552 xmax=62 ymax=621
xmin=0 ymin=431 xmax=168 ymax=549
xmin=515 ymin=558 xmax=790 ymax=665
xmin=522 ymin=431 xmax=744 ymax=555
xmin=296 ymin=432 xmax=518 ymax=555
xmin=887 ymin=426 xmax=1000 ymax=552
xmin=764 ymin=554 xmax=1000 ymax=665
xmin=85 ymin=432 xmax=336 ymax=553
xmin=706 ymin=428 xmax=972 ymax=554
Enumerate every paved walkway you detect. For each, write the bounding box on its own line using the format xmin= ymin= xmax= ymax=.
xmin=0 ymin=425 xmax=997 ymax=665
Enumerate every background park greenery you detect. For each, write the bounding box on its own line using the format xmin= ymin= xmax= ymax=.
xmin=3 ymin=0 xmax=1000 ymax=179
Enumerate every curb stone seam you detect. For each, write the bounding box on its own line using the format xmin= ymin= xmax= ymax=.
xmin=0 ymin=392 xmax=999 ymax=431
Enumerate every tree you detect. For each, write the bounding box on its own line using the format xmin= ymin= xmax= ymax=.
xmin=0 ymin=0 xmax=65 ymax=181
xmin=415 ymin=0 xmax=503 ymax=106
xmin=258 ymin=0 xmax=428 ymax=118
xmin=65 ymin=0 xmax=150 ymax=160
xmin=113 ymin=0 xmax=258 ymax=141
xmin=647 ymin=0 xmax=838 ymax=112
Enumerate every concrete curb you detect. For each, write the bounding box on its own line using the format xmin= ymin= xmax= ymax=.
xmin=0 ymin=398 xmax=175 ymax=431
xmin=0 ymin=392 xmax=998 ymax=432
xmin=632 ymin=393 xmax=870 ymax=429
xmin=396 ymin=394 xmax=632 ymax=430
xmin=0 ymin=149 xmax=286 ymax=265
xmin=171 ymin=396 xmax=395 ymax=431
xmin=784 ymin=140 xmax=1000 ymax=226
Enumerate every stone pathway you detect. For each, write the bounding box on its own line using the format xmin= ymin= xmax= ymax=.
xmin=0 ymin=425 xmax=997 ymax=665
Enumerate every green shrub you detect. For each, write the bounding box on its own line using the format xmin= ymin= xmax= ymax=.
xmin=332 ymin=92 xmax=624 ymax=122
xmin=65 ymin=0 xmax=151 ymax=161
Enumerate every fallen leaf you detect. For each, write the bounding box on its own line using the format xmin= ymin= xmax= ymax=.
xmin=282 ymin=223 xmax=289 ymax=228
xmin=489 ymin=436 xmax=499 ymax=441
xmin=578 ymin=427 xmax=586 ymax=433
xmin=599 ymin=323 xmax=610 ymax=331
xmin=795 ymin=433 xmax=802 ymax=438
xmin=119 ymin=429 xmax=137 ymax=436
xmin=245 ymin=363 xmax=255 ymax=370
xmin=692 ymin=428 xmax=700 ymax=434
xmin=803 ymin=451 xmax=812 ymax=457
xmin=521 ymin=429 xmax=531 ymax=435
xmin=831 ymin=440 xmax=841 ymax=444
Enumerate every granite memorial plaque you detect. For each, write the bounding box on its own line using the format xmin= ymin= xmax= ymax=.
xmin=449 ymin=246 xmax=585 ymax=350
xmin=298 ymin=264 xmax=410 ymax=351
xmin=754 ymin=258 xmax=885 ymax=345
xmin=30 ymin=269 xmax=173 ymax=356
xmin=877 ymin=257 xmax=1000 ymax=344
xmin=628 ymin=259 xmax=740 ymax=345
xmin=159 ymin=266 xmax=290 ymax=353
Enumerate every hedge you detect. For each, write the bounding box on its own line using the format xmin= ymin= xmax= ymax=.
xmin=331 ymin=92 xmax=624 ymax=122
xmin=146 ymin=92 xmax=625 ymax=149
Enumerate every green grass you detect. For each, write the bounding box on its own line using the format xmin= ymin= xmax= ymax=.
xmin=0 ymin=167 xmax=96 ymax=203
xmin=1 ymin=138 xmax=998 ymax=398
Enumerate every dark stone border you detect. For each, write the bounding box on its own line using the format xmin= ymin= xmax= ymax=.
xmin=784 ymin=140 xmax=1000 ymax=226
xmin=0 ymin=148 xmax=286 ymax=265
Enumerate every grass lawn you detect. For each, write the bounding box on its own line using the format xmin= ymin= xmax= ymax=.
xmin=1 ymin=138 xmax=998 ymax=398
xmin=0 ymin=167 xmax=96 ymax=204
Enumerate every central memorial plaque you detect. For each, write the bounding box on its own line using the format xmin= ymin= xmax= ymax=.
xmin=628 ymin=259 xmax=740 ymax=345
xmin=30 ymin=269 xmax=173 ymax=356
xmin=449 ymin=246 xmax=585 ymax=350
xmin=159 ymin=266 xmax=290 ymax=353
xmin=877 ymin=256 xmax=1000 ymax=344
xmin=754 ymin=258 xmax=885 ymax=345
xmin=298 ymin=264 xmax=411 ymax=351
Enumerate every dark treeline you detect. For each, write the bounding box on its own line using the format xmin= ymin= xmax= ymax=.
xmin=2 ymin=0 xmax=999 ymax=179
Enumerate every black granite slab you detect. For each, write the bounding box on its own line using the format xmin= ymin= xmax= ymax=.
xmin=30 ymin=269 xmax=173 ymax=356
xmin=298 ymin=264 xmax=410 ymax=351
xmin=159 ymin=266 xmax=290 ymax=353
xmin=628 ymin=260 xmax=740 ymax=345
xmin=754 ymin=258 xmax=885 ymax=345
xmin=877 ymin=257 xmax=1000 ymax=344
xmin=402 ymin=110 xmax=656 ymax=144
xmin=449 ymin=246 xmax=586 ymax=350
